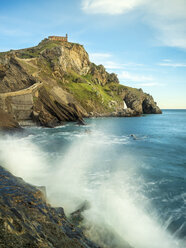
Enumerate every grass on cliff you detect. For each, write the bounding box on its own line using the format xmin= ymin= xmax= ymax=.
xmin=16 ymin=40 xmax=63 ymax=59
xmin=16 ymin=40 xmax=80 ymax=59
xmin=60 ymin=72 xmax=123 ymax=113
xmin=108 ymin=82 xmax=144 ymax=97
xmin=66 ymin=82 xmax=111 ymax=112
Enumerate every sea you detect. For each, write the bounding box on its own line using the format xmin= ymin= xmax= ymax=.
xmin=0 ymin=109 xmax=185 ymax=248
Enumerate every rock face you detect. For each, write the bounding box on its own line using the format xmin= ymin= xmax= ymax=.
xmin=0 ymin=166 xmax=99 ymax=248
xmin=89 ymin=63 xmax=119 ymax=86
xmin=0 ymin=109 xmax=20 ymax=130
xmin=0 ymin=38 xmax=161 ymax=127
xmin=123 ymin=89 xmax=162 ymax=115
xmin=0 ymin=56 xmax=37 ymax=93
xmin=32 ymin=86 xmax=85 ymax=127
xmin=41 ymin=41 xmax=90 ymax=75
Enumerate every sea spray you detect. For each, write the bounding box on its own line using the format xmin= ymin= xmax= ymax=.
xmin=0 ymin=134 xmax=48 ymax=184
xmin=0 ymin=126 xmax=184 ymax=248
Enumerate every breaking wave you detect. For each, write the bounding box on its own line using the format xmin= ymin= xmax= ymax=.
xmin=0 ymin=125 xmax=185 ymax=248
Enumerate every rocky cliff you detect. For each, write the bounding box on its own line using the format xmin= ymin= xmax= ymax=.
xmin=0 ymin=165 xmax=99 ymax=248
xmin=0 ymin=109 xmax=20 ymax=130
xmin=0 ymin=38 xmax=161 ymax=127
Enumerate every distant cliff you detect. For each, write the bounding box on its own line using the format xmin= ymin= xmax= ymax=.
xmin=0 ymin=38 xmax=161 ymax=128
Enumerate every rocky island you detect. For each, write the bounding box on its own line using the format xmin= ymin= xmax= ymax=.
xmin=0 ymin=36 xmax=161 ymax=129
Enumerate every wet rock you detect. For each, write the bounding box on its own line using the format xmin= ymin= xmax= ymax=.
xmin=0 ymin=166 xmax=99 ymax=248
xmin=70 ymin=201 xmax=90 ymax=226
xmin=130 ymin=134 xmax=137 ymax=140
xmin=70 ymin=201 xmax=133 ymax=248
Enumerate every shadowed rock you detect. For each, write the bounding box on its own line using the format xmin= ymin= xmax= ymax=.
xmin=0 ymin=166 xmax=99 ymax=248
xmin=0 ymin=109 xmax=21 ymax=130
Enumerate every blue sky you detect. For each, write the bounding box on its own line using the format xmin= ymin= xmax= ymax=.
xmin=0 ymin=0 xmax=186 ymax=108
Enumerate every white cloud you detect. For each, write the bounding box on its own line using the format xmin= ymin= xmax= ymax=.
xmin=89 ymin=52 xmax=161 ymax=87
xmin=82 ymin=0 xmax=145 ymax=15
xmin=82 ymin=0 xmax=186 ymax=49
xmin=122 ymin=62 xmax=144 ymax=67
xmin=119 ymin=71 xmax=153 ymax=82
xmin=135 ymin=82 xmax=161 ymax=87
xmin=162 ymin=59 xmax=172 ymax=62
xmin=104 ymin=61 xmax=123 ymax=69
xmin=147 ymin=3 xmax=186 ymax=49
xmin=89 ymin=52 xmax=146 ymax=70
xmin=89 ymin=52 xmax=112 ymax=63
xmin=118 ymin=71 xmax=161 ymax=87
xmin=158 ymin=62 xmax=186 ymax=68
xmin=89 ymin=52 xmax=112 ymax=59
xmin=89 ymin=52 xmax=123 ymax=69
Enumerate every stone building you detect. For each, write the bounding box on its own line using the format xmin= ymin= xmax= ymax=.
xmin=48 ymin=34 xmax=68 ymax=42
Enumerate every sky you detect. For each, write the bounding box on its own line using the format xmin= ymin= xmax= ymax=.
xmin=0 ymin=0 xmax=186 ymax=108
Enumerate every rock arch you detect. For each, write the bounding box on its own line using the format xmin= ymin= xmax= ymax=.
xmin=123 ymin=99 xmax=128 ymax=109
xmin=142 ymin=99 xmax=153 ymax=114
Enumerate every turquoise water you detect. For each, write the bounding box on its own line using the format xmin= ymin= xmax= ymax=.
xmin=0 ymin=110 xmax=185 ymax=248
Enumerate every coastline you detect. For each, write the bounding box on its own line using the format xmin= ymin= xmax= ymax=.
xmin=0 ymin=165 xmax=100 ymax=248
xmin=0 ymin=111 xmax=185 ymax=248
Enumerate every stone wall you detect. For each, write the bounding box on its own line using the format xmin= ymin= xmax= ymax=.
xmin=0 ymin=83 xmax=42 ymax=126
xmin=48 ymin=35 xmax=68 ymax=42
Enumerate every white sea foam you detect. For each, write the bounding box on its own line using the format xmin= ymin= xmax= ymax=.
xmin=0 ymin=129 xmax=184 ymax=248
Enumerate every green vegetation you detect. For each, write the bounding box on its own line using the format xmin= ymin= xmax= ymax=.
xmin=0 ymin=36 xmax=161 ymax=124
xmin=108 ymin=82 xmax=143 ymax=97
xmin=60 ymin=71 xmax=123 ymax=113
xmin=15 ymin=39 xmax=81 ymax=59
xmin=16 ymin=40 xmax=62 ymax=59
xmin=124 ymin=85 xmax=144 ymax=96
xmin=83 ymin=74 xmax=94 ymax=82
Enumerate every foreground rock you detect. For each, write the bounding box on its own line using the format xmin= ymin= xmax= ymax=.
xmin=0 ymin=38 xmax=161 ymax=127
xmin=32 ymin=86 xmax=85 ymax=127
xmin=0 ymin=109 xmax=21 ymax=130
xmin=0 ymin=166 xmax=99 ymax=248
xmin=70 ymin=201 xmax=133 ymax=248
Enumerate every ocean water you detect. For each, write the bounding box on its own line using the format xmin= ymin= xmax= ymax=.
xmin=0 ymin=110 xmax=185 ymax=248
